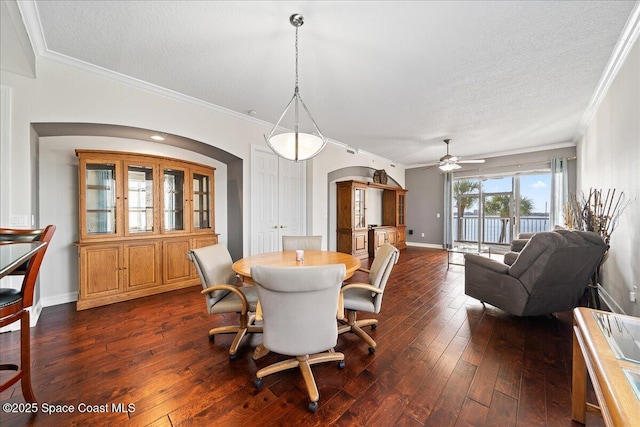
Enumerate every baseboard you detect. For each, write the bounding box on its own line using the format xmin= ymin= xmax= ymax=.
xmin=0 ymin=301 xmax=42 ymax=333
xmin=41 ymin=291 xmax=78 ymax=309
xmin=406 ymin=242 xmax=444 ymax=250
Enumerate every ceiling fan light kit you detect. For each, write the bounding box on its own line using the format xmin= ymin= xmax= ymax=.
xmin=437 ymin=139 xmax=485 ymax=171
xmin=439 ymin=162 xmax=462 ymax=172
xmin=264 ymin=14 xmax=327 ymax=162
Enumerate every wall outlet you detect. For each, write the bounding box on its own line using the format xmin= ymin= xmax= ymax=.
xmin=421 ymin=233 xmax=425 ymax=237
xmin=630 ymin=292 xmax=637 ymax=302
xmin=10 ymin=215 xmax=27 ymax=226
xmin=437 ymin=213 xmax=441 ymax=218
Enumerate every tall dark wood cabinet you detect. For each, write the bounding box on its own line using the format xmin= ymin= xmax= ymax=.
xmin=383 ymin=188 xmax=408 ymax=250
xmin=336 ymin=180 xmax=369 ymax=260
xmin=337 ymin=180 xmax=407 ymax=259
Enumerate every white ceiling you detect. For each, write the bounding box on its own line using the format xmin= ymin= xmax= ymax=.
xmin=8 ymin=1 xmax=640 ymax=165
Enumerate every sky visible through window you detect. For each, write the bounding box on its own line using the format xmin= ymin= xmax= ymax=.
xmin=481 ymin=174 xmax=550 ymax=214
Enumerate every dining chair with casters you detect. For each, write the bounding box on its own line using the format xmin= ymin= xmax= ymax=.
xmin=251 ymin=264 xmax=346 ymax=413
xmin=188 ymin=244 xmax=262 ymax=360
xmin=281 ymin=235 xmax=322 ymax=251
xmin=338 ymin=242 xmax=399 ymax=354
xmin=0 ymin=225 xmax=56 ymax=402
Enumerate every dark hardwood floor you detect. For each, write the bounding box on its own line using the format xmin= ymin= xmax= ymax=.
xmin=1 ymin=247 xmax=604 ymax=426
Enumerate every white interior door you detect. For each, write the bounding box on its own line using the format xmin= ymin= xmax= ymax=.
xmin=278 ymin=158 xmax=303 ymax=238
xmin=251 ymin=147 xmax=304 ymax=255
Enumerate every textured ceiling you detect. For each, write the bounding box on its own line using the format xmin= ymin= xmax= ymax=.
xmin=20 ymin=1 xmax=639 ymax=165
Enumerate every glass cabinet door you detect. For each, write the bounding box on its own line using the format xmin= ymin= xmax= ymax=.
xmin=192 ymin=171 xmax=212 ymax=231
xmin=163 ymin=168 xmax=185 ymax=232
xmin=354 ymin=187 xmax=367 ymax=229
xmin=398 ymin=193 xmax=406 ymax=226
xmin=126 ymin=164 xmax=155 ymax=234
xmin=84 ymin=162 xmax=118 ymax=236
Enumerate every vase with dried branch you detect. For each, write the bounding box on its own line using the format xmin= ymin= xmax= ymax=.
xmin=563 ymin=188 xmax=632 ymax=308
xmin=564 ymin=188 xmax=631 ymax=245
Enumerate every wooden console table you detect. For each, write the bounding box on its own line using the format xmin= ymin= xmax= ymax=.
xmin=571 ymin=307 xmax=640 ymax=426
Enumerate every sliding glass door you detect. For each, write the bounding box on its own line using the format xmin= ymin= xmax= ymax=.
xmin=452 ymin=172 xmax=550 ymax=251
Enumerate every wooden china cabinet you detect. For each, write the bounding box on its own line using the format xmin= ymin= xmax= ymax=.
xmin=75 ymin=150 xmax=217 ymax=310
xmin=383 ymin=187 xmax=408 ymax=250
xmin=337 ymin=180 xmax=407 ymax=259
xmin=337 ymin=181 xmax=369 ymax=259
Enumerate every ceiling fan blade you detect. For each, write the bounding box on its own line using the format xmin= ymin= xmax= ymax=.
xmin=458 ymin=159 xmax=485 ymax=164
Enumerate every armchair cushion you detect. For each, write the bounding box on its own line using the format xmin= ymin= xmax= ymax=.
xmin=209 ymin=286 xmax=259 ymax=315
xmin=342 ymin=286 xmax=377 ymax=312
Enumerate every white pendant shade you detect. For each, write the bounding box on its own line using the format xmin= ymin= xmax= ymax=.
xmin=267 ymin=132 xmax=326 ymax=161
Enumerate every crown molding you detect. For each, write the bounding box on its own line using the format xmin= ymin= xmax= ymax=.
xmin=16 ymin=1 xmax=46 ymax=56
xmin=404 ymin=140 xmax=576 ymax=169
xmin=15 ymin=1 xmax=350 ymax=154
xmin=573 ymin=1 xmax=640 ymax=142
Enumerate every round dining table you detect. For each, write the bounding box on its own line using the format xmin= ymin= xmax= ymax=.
xmin=232 ymin=250 xmax=361 ymax=284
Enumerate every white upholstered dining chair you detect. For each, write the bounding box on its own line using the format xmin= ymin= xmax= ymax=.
xmin=251 ymin=263 xmax=346 ymax=413
xmin=188 ymin=244 xmax=262 ymax=359
xmin=281 ymin=235 xmax=322 ymax=251
xmin=338 ymin=242 xmax=399 ymax=354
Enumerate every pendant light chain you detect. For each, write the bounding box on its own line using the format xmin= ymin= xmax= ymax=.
xmin=295 ymin=25 xmax=299 ymax=91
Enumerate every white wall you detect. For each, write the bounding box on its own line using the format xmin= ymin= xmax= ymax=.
xmin=577 ymin=37 xmax=640 ymax=316
xmin=1 ymin=59 xmax=403 ymax=313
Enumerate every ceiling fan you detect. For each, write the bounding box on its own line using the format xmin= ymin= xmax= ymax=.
xmin=435 ymin=139 xmax=485 ymax=171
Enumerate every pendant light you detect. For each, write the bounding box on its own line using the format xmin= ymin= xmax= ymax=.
xmin=265 ymin=14 xmax=327 ymax=162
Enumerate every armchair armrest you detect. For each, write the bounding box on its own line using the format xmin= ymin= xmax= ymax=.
xmin=201 ymin=284 xmax=250 ymax=314
xmin=338 ymin=283 xmax=382 ymax=321
xmin=464 ymin=254 xmax=509 ymax=274
xmin=503 ymin=251 xmax=519 ymax=266
xmin=510 ymin=239 xmax=530 ymax=253
xmin=340 ymin=283 xmax=383 ymax=294
xmin=464 ymin=253 xmax=529 ymax=316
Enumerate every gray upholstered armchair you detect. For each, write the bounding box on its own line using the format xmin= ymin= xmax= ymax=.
xmin=464 ymin=229 xmax=607 ymax=316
